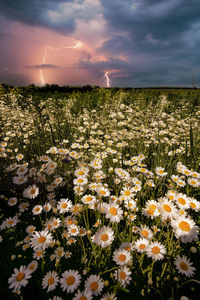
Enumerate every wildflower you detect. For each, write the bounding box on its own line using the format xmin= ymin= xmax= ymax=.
xmin=57 ymin=199 xmax=72 ymax=214
xmin=23 ymin=184 xmax=39 ymax=199
xmin=187 ymin=178 xmax=200 ymax=187
xmin=32 ymin=205 xmax=43 ymax=215
xmin=60 ymin=269 xmax=81 ymax=293
xmin=104 ymin=203 xmax=123 ymax=223
xmin=72 ymin=289 xmax=92 ymax=300
xmin=175 ymin=193 xmax=190 ymax=210
xmin=42 ymin=271 xmax=59 ymax=292
xmin=146 ymin=241 xmax=166 ymax=261
xmin=8 ymin=265 xmax=32 ymax=292
xmin=134 ymin=238 xmax=149 ymax=253
xmin=139 ymin=225 xmax=153 ymax=240
xmin=93 ymin=226 xmax=114 ymax=248
xmin=84 ymin=274 xmax=104 ymax=296
xmin=27 ymin=261 xmax=38 ymax=273
xmin=8 ymin=197 xmax=18 ymax=206
xmin=174 ymin=255 xmax=196 ymax=277
xmin=100 ymin=292 xmax=117 ymax=300
xmin=155 ymin=167 xmax=167 ymax=177
xmin=81 ymin=194 xmax=97 ymax=205
xmin=114 ymin=266 xmax=132 ymax=287
xmin=171 ymin=216 xmax=199 ymax=243
xmin=113 ymin=249 xmax=131 ymax=266
xmin=30 ymin=230 xmax=53 ymax=250
xmin=33 ymin=249 xmax=45 ymax=260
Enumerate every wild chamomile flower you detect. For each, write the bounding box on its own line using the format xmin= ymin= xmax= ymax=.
xmin=171 ymin=216 xmax=199 ymax=243
xmin=23 ymin=184 xmax=39 ymax=199
xmin=146 ymin=241 xmax=166 ymax=261
xmin=84 ymin=274 xmax=104 ymax=296
xmin=134 ymin=238 xmax=149 ymax=253
xmin=174 ymin=255 xmax=196 ymax=277
xmin=60 ymin=269 xmax=81 ymax=293
xmin=114 ymin=266 xmax=132 ymax=287
xmin=72 ymin=289 xmax=92 ymax=300
xmin=42 ymin=271 xmax=59 ymax=292
xmin=30 ymin=229 xmax=53 ymax=250
xmin=93 ymin=226 xmax=114 ymax=248
xmin=113 ymin=249 xmax=131 ymax=266
xmin=8 ymin=265 xmax=32 ymax=292
xmin=57 ymin=198 xmax=72 ymax=213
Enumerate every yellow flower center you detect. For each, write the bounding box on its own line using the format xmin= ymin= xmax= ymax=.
xmin=190 ymin=202 xmax=196 ymax=209
xmin=150 ymin=204 xmax=156 ymax=210
xmin=48 ymin=277 xmax=54 ymax=285
xmin=180 ymin=262 xmax=189 ymax=271
xmin=79 ymin=296 xmax=87 ymax=300
xmin=62 ymin=203 xmax=67 ymax=208
xmin=178 ymin=197 xmax=186 ymax=205
xmin=31 ymin=189 xmax=36 ymax=195
xmin=118 ymin=254 xmax=126 ymax=261
xmin=178 ymin=221 xmax=190 ymax=232
xmin=119 ymin=271 xmax=126 ymax=280
xmin=78 ymin=171 xmax=84 ymax=175
xmin=124 ymin=190 xmax=131 ymax=196
xmin=152 ymin=246 xmax=160 ymax=254
xmin=139 ymin=244 xmax=146 ymax=250
xmin=141 ymin=230 xmax=148 ymax=237
xmin=16 ymin=272 xmax=25 ymax=281
xmin=66 ymin=276 xmax=75 ymax=285
xmin=163 ymin=204 xmax=172 ymax=212
xmin=90 ymin=282 xmax=98 ymax=291
xmin=38 ymin=236 xmax=46 ymax=244
xmin=190 ymin=180 xmax=196 ymax=185
xmin=109 ymin=207 xmax=117 ymax=216
xmin=86 ymin=196 xmax=93 ymax=202
xmin=101 ymin=233 xmax=109 ymax=241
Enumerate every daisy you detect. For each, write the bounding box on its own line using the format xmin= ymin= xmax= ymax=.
xmin=114 ymin=266 xmax=132 ymax=287
xmin=72 ymin=289 xmax=93 ymax=300
xmin=171 ymin=216 xmax=199 ymax=243
xmin=8 ymin=197 xmax=18 ymax=206
xmin=97 ymin=186 xmax=110 ymax=197
xmin=124 ymin=199 xmax=137 ymax=211
xmin=16 ymin=165 xmax=28 ymax=176
xmin=119 ymin=242 xmax=134 ymax=252
xmin=104 ymin=203 xmax=123 ymax=223
xmin=8 ymin=265 xmax=32 ymax=292
xmin=68 ymin=224 xmax=80 ymax=237
xmin=81 ymin=194 xmax=97 ymax=205
xmin=134 ymin=238 xmax=149 ymax=253
xmin=32 ymin=205 xmax=43 ymax=215
xmin=27 ymin=260 xmax=38 ymax=273
xmin=158 ymin=198 xmax=177 ymax=220
xmin=174 ymin=255 xmax=196 ymax=277
xmin=113 ymin=249 xmax=131 ymax=266
xmin=60 ymin=269 xmax=81 ymax=293
xmin=73 ymin=177 xmax=88 ymax=186
xmin=57 ymin=198 xmax=72 ymax=213
xmin=139 ymin=225 xmax=153 ymax=240
xmin=188 ymin=198 xmax=200 ymax=211
xmin=43 ymin=202 xmax=52 ymax=213
xmin=93 ymin=226 xmax=114 ymax=248
xmin=74 ymin=168 xmax=89 ymax=177
xmin=84 ymin=274 xmax=104 ymax=296
xmin=120 ymin=187 xmax=135 ymax=200
xmin=13 ymin=176 xmax=27 ymax=185
xmin=33 ymin=249 xmax=45 ymax=260
xmin=187 ymin=177 xmax=200 ymax=187
xmin=42 ymin=271 xmax=59 ymax=292
xmin=26 ymin=225 xmax=36 ymax=235
xmin=155 ymin=167 xmax=167 ymax=177
xmin=146 ymin=241 xmax=166 ymax=261
xmin=30 ymin=229 xmax=53 ymax=250
xmin=143 ymin=200 xmax=160 ymax=219
xmin=175 ymin=193 xmax=189 ymax=210
xmin=23 ymin=184 xmax=39 ymax=199
xmin=100 ymin=292 xmax=117 ymax=300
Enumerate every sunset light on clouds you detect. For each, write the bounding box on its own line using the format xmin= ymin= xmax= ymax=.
xmin=0 ymin=0 xmax=200 ymax=87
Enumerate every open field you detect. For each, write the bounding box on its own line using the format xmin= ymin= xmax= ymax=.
xmin=0 ymin=86 xmax=200 ymax=300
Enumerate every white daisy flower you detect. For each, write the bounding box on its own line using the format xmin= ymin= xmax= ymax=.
xmin=104 ymin=203 xmax=123 ymax=223
xmin=23 ymin=184 xmax=39 ymax=199
xmin=113 ymin=249 xmax=131 ymax=266
xmin=139 ymin=225 xmax=153 ymax=240
xmin=57 ymin=198 xmax=72 ymax=213
xmin=134 ymin=238 xmax=149 ymax=253
xmin=146 ymin=241 xmax=166 ymax=261
xmin=93 ymin=226 xmax=114 ymax=248
xmin=81 ymin=194 xmax=97 ymax=205
xmin=42 ymin=271 xmax=59 ymax=292
xmin=60 ymin=269 xmax=81 ymax=293
xmin=72 ymin=289 xmax=92 ymax=300
xmin=84 ymin=274 xmax=104 ymax=296
xmin=174 ymin=255 xmax=196 ymax=277
xmin=32 ymin=205 xmax=43 ymax=215
xmin=114 ymin=266 xmax=132 ymax=287
xmin=30 ymin=230 xmax=53 ymax=250
xmin=171 ymin=216 xmax=199 ymax=243
xmin=27 ymin=260 xmax=38 ymax=273
xmin=8 ymin=265 xmax=32 ymax=292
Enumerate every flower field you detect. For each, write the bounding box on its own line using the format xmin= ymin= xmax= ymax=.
xmin=0 ymin=86 xmax=200 ymax=300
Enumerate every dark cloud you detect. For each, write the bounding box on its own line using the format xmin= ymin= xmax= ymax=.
xmin=0 ymin=0 xmax=75 ymax=34
xmin=26 ymin=64 xmax=60 ymax=69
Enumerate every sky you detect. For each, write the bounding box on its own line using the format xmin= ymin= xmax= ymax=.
xmin=0 ymin=0 xmax=200 ymax=87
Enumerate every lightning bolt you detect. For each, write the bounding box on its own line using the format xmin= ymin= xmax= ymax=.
xmin=104 ymin=71 xmax=110 ymax=87
xmin=40 ymin=41 xmax=82 ymax=86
